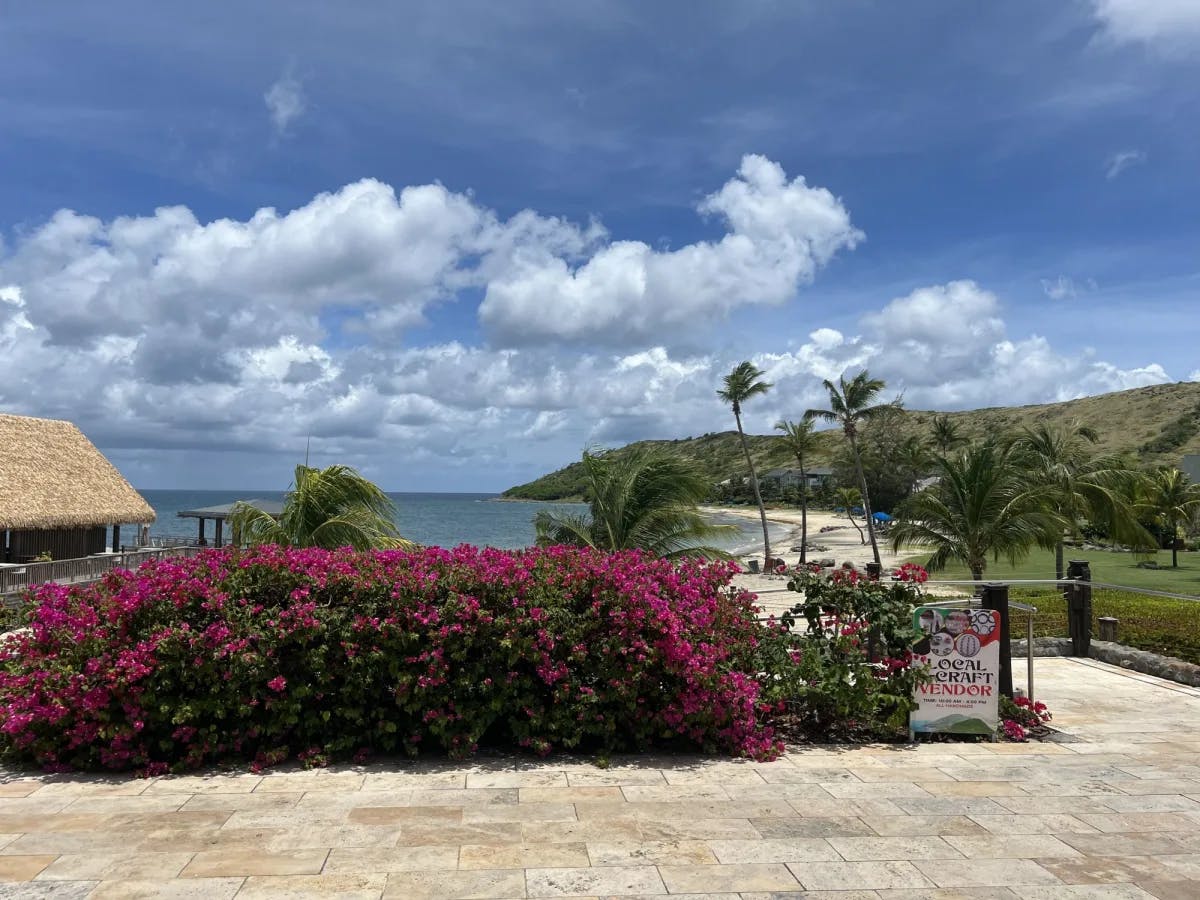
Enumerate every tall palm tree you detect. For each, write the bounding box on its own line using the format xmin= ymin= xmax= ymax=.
xmin=775 ymin=418 xmax=821 ymax=564
xmin=897 ymin=435 xmax=932 ymax=497
xmin=533 ymin=447 xmax=736 ymax=558
xmin=890 ymin=441 xmax=1065 ymax=581
xmin=229 ymin=464 xmax=412 ymax=551
xmin=1013 ymin=422 xmax=1149 ymax=579
xmin=718 ymin=361 xmax=774 ymax=568
xmin=930 ymin=415 xmax=966 ymax=453
xmin=835 ymin=486 xmax=866 ymax=545
xmin=805 ymin=370 xmax=892 ymax=567
xmin=1140 ymin=467 xmax=1200 ymax=568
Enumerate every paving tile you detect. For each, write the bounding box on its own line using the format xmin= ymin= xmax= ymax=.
xmin=660 ymin=768 xmax=767 ymax=785
xmin=3 ymin=830 xmax=157 ymax=854
xmin=942 ymin=834 xmax=1083 ymax=859
xmin=30 ymin=779 xmax=152 ymax=798
xmin=757 ymin=767 xmax=858 ymax=784
xmin=236 ymin=874 xmax=387 ymax=899
xmin=0 ymin=797 xmax=73 ymax=816
xmin=1057 ymin=832 xmax=1194 ymax=857
xmin=33 ymin=851 xmax=193 ymax=881
xmin=876 ymin=890 xmax=1018 ymax=899
xmin=323 ymin=846 xmax=459 ymax=874
xmin=87 ymin=877 xmax=244 ymax=899
xmin=619 ymin=784 xmax=730 ymax=803
xmin=525 ymin=864 xmax=666 ymax=896
xmin=0 ymin=812 xmax=111 ymax=834
xmin=565 ymin=770 xmax=667 ymax=787
xmin=1012 ymin=887 xmax=1160 ymax=899
xmin=1102 ymin=795 xmax=1200 ymax=813
xmin=180 ymin=848 xmax=329 ymax=878
xmin=1103 ymin=779 xmax=1200 ymax=796
xmin=1038 ymin=855 xmax=1188 ymax=885
xmin=518 ymin=787 xmax=623 ymax=803
xmin=262 ymin=824 xmax=405 ymax=850
xmin=0 ymin=838 xmax=13 ymax=853
xmin=892 ymin=799 xmax=1013 ymax=817
xmin=0 ymin=882 xmax=98 ymax=899
xmin=1131 ymin=881 xmax=1200 ymax=900
xmin=635 ymin=818 xmax=761 ymax=841
xmin=0 ymin=782 xmax=40 ymax=798
xmin=381 ymin=868 xmax=526 ymax=899
xmin=964 ymin=814 xmax=1097 ymax=835
xmin=912 ymin=859 xmax=1061 ymax=887
xmin=828 ymin=837 xmax=964 ymax=861
xmin=1154 ymin=853 xmax=1200 ymax=879
xmin=728 ymin=784 xmax=838 ymax=803
xmin=404 ymin=789 xmax=518 ymax=808
xmin=465 ymin=771 xmax=568 ymax=789
xmin=361 ymin=772 xmax=466 ymax=791
xmin=657 ymin=862 xmax=799 ymax=893
xmin=145 ymin=774 xmax=264 ymax=795
xmin=347 ymin=806 xmax=462 ymax=826
xmin=1013 ymin=781 xmax=1125 ymax=797
xmin=397 ymin=822 xmax=527 ymax=846
xmin=861 ymin=816 xmax=988 ymax=837
xmin=576 ymin=799 xmax=794 ymax=821
xmin=787 ymin=799 xmax=907 ymax=818
xmin=787 ymin=860 xmax=935 ymax=891
xmin=993 ymin=797 xmax=1117 ymax=816
xmin=0 ymin=855 xmax=57 ymax=881
xmin=459 ymin=842 xmax=588 ymax=869
xmin=852 ymin=767 xmax=957 ymax=783
xmin=255 ymin=774 xmax=366 ymax=793
xmin=180 ymin=791 xmax=304 ymax=812
xmin=461 ymin=802 xmax=577 ymax=823
xmin=522 ymin=819 xmax=644 ymax=844
xmin=1076 ymin=812 xmax=1199 ymax=833
xmin=750 ymin=816 xmax=876 ymax=838
xmin=706 ymin=838 xmax=840 ymax=864
xmin=824 ymin=782 xmax=933 ymax=799
xmin=585 ymin=839 xmax=716 ymax=866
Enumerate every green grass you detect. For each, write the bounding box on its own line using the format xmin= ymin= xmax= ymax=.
xmin=917 ymin=546 xmax=1200 ymax=597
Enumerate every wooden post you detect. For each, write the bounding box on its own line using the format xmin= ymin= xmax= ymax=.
xmin=1098 ymin=617 xmax=1118 ymax=642
xmin=197 ymin=517 xmax=206 ymax=547
xmin=215 ymin=518 xmax=224 ymax=549
xmin=981 ymin=582 xmax=1013 ymax=699
xmin=111 ymin=524 xmax=120 ymax=553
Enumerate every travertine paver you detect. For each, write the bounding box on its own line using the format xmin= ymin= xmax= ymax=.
xmin=0 ymin=658 xmax=1199 ymax=898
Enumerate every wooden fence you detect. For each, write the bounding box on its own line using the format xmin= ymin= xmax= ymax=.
xmin=0 ymin=547 xmax=201 ymax=601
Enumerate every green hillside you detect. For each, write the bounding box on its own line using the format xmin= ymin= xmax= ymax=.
xmin=502 ymin=381 xmax=1200 ymax=500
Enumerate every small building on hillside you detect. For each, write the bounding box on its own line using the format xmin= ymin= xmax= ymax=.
xmin=0 ymin=414 xmax=155 ymax=563
xmin=1182 ymin=454 xmax=1200 ymax=484
xmin=760 ymin=466 xmax=835 ymax=490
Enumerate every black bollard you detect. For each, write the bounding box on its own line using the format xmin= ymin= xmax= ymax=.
xmin=981 ymin=582 xmax=1013 ymax=699
xmin=1064 ymin=560 xmax=1092 ymax=657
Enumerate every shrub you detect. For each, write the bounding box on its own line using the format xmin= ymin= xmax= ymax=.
xmin=0 ymin=545 xmax=780 ymax=773
xmin=758 ymin=565 xmax=928 ymax=740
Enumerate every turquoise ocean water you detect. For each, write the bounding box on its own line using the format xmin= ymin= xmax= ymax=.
xmin=138 ymin=490 xmax=789 ymax=554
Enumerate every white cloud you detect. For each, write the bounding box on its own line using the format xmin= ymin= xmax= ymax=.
xmin=1089 ymin=0 xmax=1200 ymax=49
xmin=265 ymin=73 xmax=306 ymax=135
xmin=1041 ymin=276 xmax=1078 ymax=300
xmin=478 ymin=154 xmax=863 ymax=345
xmin=1105 ymin=149 xmax=1146 ymax=180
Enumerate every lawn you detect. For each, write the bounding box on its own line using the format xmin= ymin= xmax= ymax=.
xmin=912 ymin=546 xmax=1200 ymax=597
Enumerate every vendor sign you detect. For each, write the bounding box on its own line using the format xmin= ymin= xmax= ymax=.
xmin=910 ymin=606 xmax=1000 ymax=736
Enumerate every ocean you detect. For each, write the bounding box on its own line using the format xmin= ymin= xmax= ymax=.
xmin=138 ymin=490 xmax=790 ymax=555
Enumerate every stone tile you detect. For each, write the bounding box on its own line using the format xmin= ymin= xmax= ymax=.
xmin=180 ymin=792 xmax=304 ymax=813
xmin=404 ymin=789 xmax=518 ymax=808
xmin=33 ymin=851 xmax=193 ymax=881
xmin=262 ymin=824 xmax=404 ymax=851
xmin=707 ymin=838 xmax=840 ymax=864
xmin=236 ymin=874 xmax=387 ymax=899
xmin=0 ymin=813 xmax=111 ymax=834
xmin=323 ymin=846 xmax=459 ymax=874
xmin=255 ymin=774 xmax=365 ymax=793
xmin=728 ymin=784 xmax=837 ymax=803
xmin=460 ymin=842 xmax=589 ymax=869
xmin=3 ymin=830 xmax=156 ymax=855
xmin=461 ymin=802 xmax=577 ymax=823
xmin=145 ymin=774 xmax=264 ymax=795
xmin=0 ymin=882 xmax=98 ymax=899
xmin=1058 ymin=832 xmax=1193 ymax=857
xmin=619 ymin=784 xmax=730 ymax=803
xmin=758 ymin=767 xmax=858 ymax=784
xmin=876 ymin=890 xmax=1018 ymax=900
xmin=397 ymin=823 xmax=526 ymax=847
xmin=787 ymin=799 xmax=907 ymax=818
xmin=60 ymin=795 xmax=187 ymax=814
xmin=657 ymin=862 xmax=799 ymax=893
xmin=465 ymin=770 xmax=567 ymax=789
xmin=88 ymin=880 xmax=244 ymax=900
xmin=586 ymin=839 xmax=716 ymax=866
xmin=1154 ymin=853 xmax=1200 ymax=879
xmin=1102 ymin=795 xmax=1200 ymax=813
xmin=0 ymin=797 xmax=73 ymax=816
xmin=180 ymin=848 xmax=329 ymax=878
xmin=1133 ymin=880 xmax=1200 ymax=900
xmin=360 ymin=772 xmax=466 ymax=791
xmin=635 ymin=818 xmax=761 ymax=841
xmin=852 ymin=767 xmax=957 ymax=783
xmin=829 ymin=837 xmax=964 ymax=861
xmin=862 ymin=816 xmax=988 ymax=837
xmin=0 ymin=782 xmax=40 ymax=798
xmin=525 ymin=864 xmax=667 ymax=896
xmin=750 ymin=816 xmax=876 ymax=838
xmin=824 ymin=782 xmax=933 ymax=799
xmin=943 ymin=834 xmax=1082 ymax=859
xmin=788 ymin=860 xmax=935 ymax=891
xmin=0 ymin=855 xmax=57 ymax=881
xmin=30 ymin=780 xmax=152 ymax=798
xmin=0 ymin=838 xmax=13 ymax=853
xmin=1014 ymin=781 xmax=1126 ymax=798
xmin=920 ymin=782 xmax=1025 ymax=798
xmin=347 ymin=806 xmax=462 ymax=826
xmin=1103 ymin=779 xmax=1200 ymax=795
xmin=566 ymin=770 xmax=667 ymax=787
xmin=381 ymin=868 xmax=526 ymax=899
xmin=576 ymin=799 xmax=794 ymax=821
xmin=994 ymin=797 xmax=1117 ymax=816
xmin=1076 ymin=812 xmax=1198 ymax=833
xmin=912 ymin=859 xmax=1061 ymax=887
xmin=893 ymin=799 xmax=1013 ymax=817
xmin=1012 ymin=887 xmax=1160 ymax=899
xmin=518 ymin=787 xmax=623 ymax=803
xmin=1038 ymin=855 xmax=1187 ymax=885
xmin=522 ymin=819 xmax=644 ymax=844
xmin=965 ymin=814 xmax=1097 ymax=835
xmin=661 ymin=768 xmax=767 ymax=785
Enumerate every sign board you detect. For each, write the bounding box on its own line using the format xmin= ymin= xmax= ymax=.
xmin=910 ymin=606 xmax=1000 ymax=736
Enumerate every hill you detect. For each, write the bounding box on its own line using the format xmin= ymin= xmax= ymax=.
xmin=501 ymin=381 xmax=1200 ymax=500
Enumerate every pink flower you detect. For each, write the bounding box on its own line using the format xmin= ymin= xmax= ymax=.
xmin=267 ymin=676 xmax=287 ymax=693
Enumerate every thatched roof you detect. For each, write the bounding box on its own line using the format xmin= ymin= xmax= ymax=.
xmin=0 ymin=414 xmax=155 ymax=529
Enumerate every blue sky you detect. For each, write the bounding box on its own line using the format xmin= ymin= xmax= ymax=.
xmin=1 ymin=1 xmax=1197 ymax=491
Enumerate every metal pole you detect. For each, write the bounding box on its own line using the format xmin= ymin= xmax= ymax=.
xmin=1026 ymin=613 xmax=1035 ymax=703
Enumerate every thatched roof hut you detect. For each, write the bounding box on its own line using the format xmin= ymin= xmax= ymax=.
xmin=0 ymin=414 xmax=154 ymax=561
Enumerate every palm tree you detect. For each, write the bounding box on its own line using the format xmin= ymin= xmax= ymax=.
xmin=1013 ymin=423 xmax=1150 ymax=580
xmin=805 ymin=370 xmax=893 ymax=567
xmin=533 ymin=447 xmax=736 ymax=558
xmin=835 ymin=486 xmax=866 ymax=544
xmin=897 ymin=435 xmax=932 ymax=497
xmin=890 ymin=441 xmax=1065 ymax=581
xmin=930 ymin=415 xmax=966 ymax=453
xmin=775 ymin=419 xmax=821 ymax=565
xmin=1140 ymin=467 xmax=1200 ymax=568
xmin=718 ymin=361 xmax=774 ymax=568
xmin=229 ymin=464 xmax=412 ymax=551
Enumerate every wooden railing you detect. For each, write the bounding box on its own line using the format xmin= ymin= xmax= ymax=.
xmin=0 ymin=547 xmax=202 ymax=599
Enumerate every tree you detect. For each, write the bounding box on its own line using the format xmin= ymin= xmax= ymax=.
xmin=229 ymin=464 xmax=412 ymax=551
xmin=930 ymin=415 xmax=966 ymax=453
xmin=805 ymin=370 xmax=893 ymax=567
xmin=1140 ymin=467 xmax=1200 ymax=568
xmin=897 ymin=435 xmax=933 ymax=497
xmin=718 ymin=361 xmax=774 ymax=568
xmin=835 ymin=486 xmax=866 ymax=545
xmin=533 ymin=447 xmax=736 ymax=558
xmin=889 ymin=441 xmax=1065 ymax=581
xmin=775 ymin=418 xmax=821 ymax=564
xmin=1013 ymin=423 xmax=1150 ymax=580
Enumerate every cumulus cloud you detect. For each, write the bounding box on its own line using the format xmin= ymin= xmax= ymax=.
xmin=264 ymin=73 xmax=306 ymax=135
xmin=478 ymin=154 xmax=863 ymax=345
xmin=1041 ymin=276 xmax=1078 ymax=300
xmin=1105 ymin=149 xmax=1146 ymax=179
xmin=1089 ymin=0 xmax=1200 ymax=48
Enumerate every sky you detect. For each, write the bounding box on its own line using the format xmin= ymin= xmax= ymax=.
xmin=1 ymin=1 xmax=1198 ymax=492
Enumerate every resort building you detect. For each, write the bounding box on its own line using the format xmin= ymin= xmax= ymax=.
xmin=0 ymin=413 xmax=155 ymax=563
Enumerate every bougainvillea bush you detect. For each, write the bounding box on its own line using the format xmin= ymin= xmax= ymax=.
xmin=0 ymin=545 xmax=780 ymax=773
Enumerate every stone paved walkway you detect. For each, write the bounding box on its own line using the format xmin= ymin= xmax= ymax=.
xmin=2 ymin=658 xmax=1199 ymax=899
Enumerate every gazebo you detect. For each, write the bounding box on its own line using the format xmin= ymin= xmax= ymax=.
xmin=177 ymin=500 xmax=284 ymax=548
xmin=0 ymin=413 xmax=156 ymax=563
